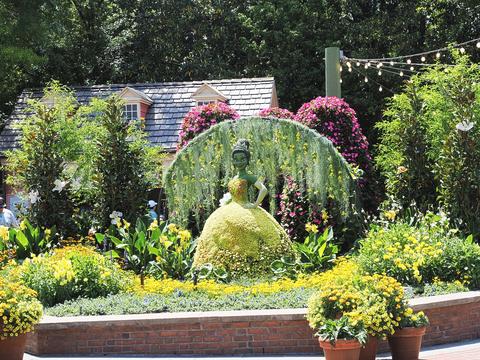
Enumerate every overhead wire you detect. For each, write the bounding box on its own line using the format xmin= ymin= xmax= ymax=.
xmin=346 ymin=37 xmax=480 ymax=62
xmin=349 ymin=64 xmax=395 ymax=94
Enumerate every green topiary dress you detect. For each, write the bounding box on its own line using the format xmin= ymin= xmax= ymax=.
xmin=193 ymin=177 xmax=295 ymax=277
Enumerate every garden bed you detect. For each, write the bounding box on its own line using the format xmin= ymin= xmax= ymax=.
xmin=26 ymin=291 xmax=480 ymax=356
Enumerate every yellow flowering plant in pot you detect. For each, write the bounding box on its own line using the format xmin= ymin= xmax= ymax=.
xmin=0 ymin=277 xmax=43 ymax=360
xmin=316 ymin=316 xmax=367 ymax=360
xmin=388 ymin=308 xmax=429 ymax=360
xmin=307 ymin=259 xmax=407 ymax=360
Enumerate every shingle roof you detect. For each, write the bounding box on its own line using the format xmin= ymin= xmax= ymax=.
xmin=0 ymin=77 xmax=276 ymax=154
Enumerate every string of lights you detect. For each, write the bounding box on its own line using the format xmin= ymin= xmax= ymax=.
xmin=349 ymin=65 xmax=395 ymax=94
xmin=346 ymin=37 xmax=480 ymax=62
xmin=341 ymin=36 xmax=480 ymax=92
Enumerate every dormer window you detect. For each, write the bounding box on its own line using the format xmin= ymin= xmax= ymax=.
xmin=124 ymin=103 xmax=139 ymax=121
xmin=118 ymin=87 xmax=153 ymax=122
xmin=191 ymin=83 xmax=228 ymax=107
xmin=197 ymin=100 xmax=216 ymax=106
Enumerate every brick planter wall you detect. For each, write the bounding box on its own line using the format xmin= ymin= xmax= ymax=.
xmin=26 ymin=291 xmax=480 ymax=356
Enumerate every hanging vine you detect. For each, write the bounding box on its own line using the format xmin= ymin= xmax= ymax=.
xmin=164 ymin=117 xmax=359 ymax=230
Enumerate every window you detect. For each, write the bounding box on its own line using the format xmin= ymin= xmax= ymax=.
xmin=197 ymin=100 xmax=216 ymax=106
xmin=124 ymin=104 xmax=139 ymax=121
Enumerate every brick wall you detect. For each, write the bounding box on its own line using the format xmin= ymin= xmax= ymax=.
xmin=26 ymin=292 xmax=480 ymax=356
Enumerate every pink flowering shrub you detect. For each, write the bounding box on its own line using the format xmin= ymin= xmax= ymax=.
xmin=177 ymin=102 xmax=239 ymax=150
xmin=275 ymin=97 xmax=377 ymax=241
xmin=294 ymin=96 xmax=372 ymax=171
xmin=277 ymin=176 xmax=330 ymax=241
xmin=259 ymin=107 xmax=294 ymax=119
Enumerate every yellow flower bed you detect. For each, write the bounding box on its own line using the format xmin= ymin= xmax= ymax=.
xmin=16 ymin=245 xmax=127 ymax=306
xmin=129 ymin=271 xmax=325 ymax=297
xmin=0 ymin=277 xmax=43 ymax=339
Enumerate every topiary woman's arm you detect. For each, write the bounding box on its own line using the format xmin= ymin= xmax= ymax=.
xmin=253 ymin=180 xmax=268 ymax=208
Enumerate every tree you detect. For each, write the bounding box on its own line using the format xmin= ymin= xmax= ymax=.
xmin=94 ymin=95 xmax=163 ymax=229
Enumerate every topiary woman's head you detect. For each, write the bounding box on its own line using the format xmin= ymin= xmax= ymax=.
xmin=232 ymin=139 xmax=250 ymax=170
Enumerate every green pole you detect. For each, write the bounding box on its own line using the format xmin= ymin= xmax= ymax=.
xmin=325 ymin=47 xmax=341 ymax=98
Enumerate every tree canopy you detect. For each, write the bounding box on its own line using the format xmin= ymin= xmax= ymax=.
xmin=1 ymin=0 xmax=479 ymax=139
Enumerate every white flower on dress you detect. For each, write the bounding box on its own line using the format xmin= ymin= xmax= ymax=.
xmin=456 ymin=121 xmax=474 ymax=132
xmin=52 ymin=179 xmax=68 ymax=192
xmin=219 ymin=192 xmax=232 ymax=207
xmin=109 ymin=211 xmax=123 ymax=225
xmin=29 ymin=190 xmax=40 ymax=204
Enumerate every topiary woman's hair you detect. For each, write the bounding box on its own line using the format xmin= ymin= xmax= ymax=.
xmin=232 ymin=139 xmax=251 ymax=163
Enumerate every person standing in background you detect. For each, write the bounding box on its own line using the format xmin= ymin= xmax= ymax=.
xmin=0 ymin=197 xmax=19 ymax=227
xmin=148 ymin=200 xmax=158 ymax=221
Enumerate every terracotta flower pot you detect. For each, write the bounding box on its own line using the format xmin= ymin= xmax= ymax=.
xmin=0 ymin=333 xmax=28 ymax=360
xmin=359 ymin=335 xmax=378 ymax=360
xmin=388 ymin=327 xmax=426 ymax=360
xmin=319 ymin=338 xmax=362 ymax=360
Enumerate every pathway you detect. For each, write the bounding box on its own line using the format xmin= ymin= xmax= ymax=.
xmin=24 ymin=339 xmax=480 ymax=360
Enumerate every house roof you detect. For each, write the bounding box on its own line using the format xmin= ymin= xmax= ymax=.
xmin=0 ymin=77 xmax=276 ymax=153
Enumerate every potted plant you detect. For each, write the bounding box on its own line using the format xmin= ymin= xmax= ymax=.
xmin=307 ymin=261 xmax=407 ymax=360
xmin=388 ymin=308 xmax=429 ymax=360
xmin=356 ymin=274 xmax=406 ymax=360
xmin=317 ymin=317 xmax=367 ymax=360
xmin=0 ymin=277 xmax=43 ymax=360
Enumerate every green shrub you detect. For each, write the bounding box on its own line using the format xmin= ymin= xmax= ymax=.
xmin=356 ymin=215 xmax=480 ymax=289
xmin=422 ymin=236 xmax=480 ymax=289
xmin=421 ymin=280 xmax=469 ymax=297
xmin=376 ymin=53 xmax=480 ymax=236
xmin=46 ymin=288 xmax=316 ymax=317
xmin=18 ymin=245 xmax=127 ymax=306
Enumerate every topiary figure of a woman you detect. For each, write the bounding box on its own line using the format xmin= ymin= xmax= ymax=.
xmin=192 ymin=139 xmax=295 ymax=277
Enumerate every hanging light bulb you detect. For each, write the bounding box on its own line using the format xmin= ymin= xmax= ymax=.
xmin=376 ymin=63 xmax=381 ymax=68
xmin=348 ymin=67 xmax=352 ymax=72
xmin=436 ymin=52 xmax=441 ymax=58
xmin=421 ymin=56 xmax=426 ymax=62
xmin=364 ymin=77 xmax=368 ymax=82
xmin=379 ymin=86 xmax=383 ymax=92
xmin=356 ymin=61 xmax=360 ymax=66
xmin=340 ymin=66 xmax=343 ymax=72
xmin=410 ymin=66 xmax=414 ymax=71
xmin=477 ymin=42 xmax=480 ymax=48
xmin=378 ymin=70 xmax=382 ymax=76
xmin=340 ymin=79 xmax=343 ymax=83
xmin=364 ymin=64 xmax=368 ymax=69
xmin=407 ymin=59 xmax=411 ymax=64
xmin=347 ymin=61 xmax=352 ymax=67
xmin=367 ymin=62 xmax=371 ymax=67
xmin=460 ymin=47 xmax=466 ymax=54
xmin=390 ymin=60 xmax=394 ymax=66
xmin=400 ymin=71 xmax=404 ymax=77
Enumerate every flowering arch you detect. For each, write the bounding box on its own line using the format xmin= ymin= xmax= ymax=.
xmin=164 ymin=117 xmax=358 ymax=230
